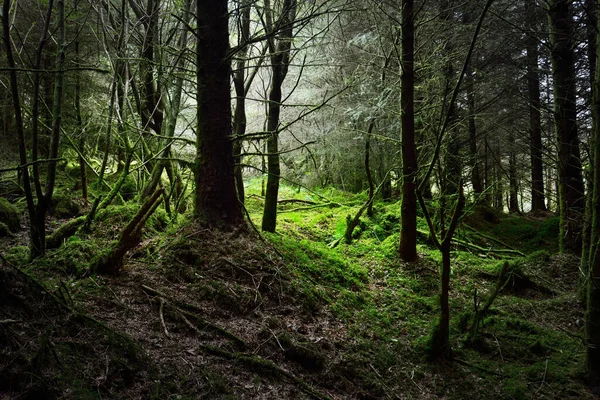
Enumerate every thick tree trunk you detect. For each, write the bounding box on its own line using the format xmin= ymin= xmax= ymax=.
xmin=194 ymin=0 xmax=244 ymax=226
xmin=548 ymin=0 xmax=585 ymax=253
xmin=586 ymin=2 xmax=600 ymax=388
xmin=399 ymin=0 xmax=418 ymax=262
xmin=583 ymin=0 xmax=598 ymax=281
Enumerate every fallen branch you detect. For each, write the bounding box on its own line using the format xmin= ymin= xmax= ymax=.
xmin=278 ymin=199 xmax=317 ymax=205
xmin=463 ymin=224 xmax=520 ymax=252
xmin=470 ymin=261 xmax=510 ymax=338
xmin=158 ymin=298 xmax=170 ymax=338
xmin=0 ymin=319 xmax=21 ymax=324
xmin=91 ymin=188 xmax=164 ymax=274
xmin=278 ymin=202 xmax=341 ymax=213
xmin=452 ymin=238 xmax=525 ymax=257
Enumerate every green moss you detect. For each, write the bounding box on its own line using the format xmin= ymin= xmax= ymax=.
xmin=50 ymin=193 xmax=81 ymax=218
xmin=5 ymin=245 xmax=29 ymax=265
xmin=119 ymin=175 xmax=137 ymax=201
xmin=0 ymin=221 xmax=11 ymax=237
xmin=0 ymin=197 xmax=20 ymax=232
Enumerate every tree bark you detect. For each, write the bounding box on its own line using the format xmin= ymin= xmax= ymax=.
xmin=586 ymin=2 xmax=600 ymax=389
xmin=2 ymin=0 xmax=41 ymax=256
xmin=261 ymin=0 xmax=297 ymax=233
xmin=467 ymin=71 xmax=483 ymax=198
xmin=232 ymin=0 xmax=252 ymax=205
xmin=365 ymin=120 xmax=375 ymax=217
xmin=508 ymin=132 xmax=519 ymax=213
xmin=399 ymin=0 xmax=418 ymax=262
xmin=525 ymin=0 xmax=547 ymax=212
xmin=548 ymin=0 xmax=585 ymax=253
xmin=194 ymin=0 xmax=244 ymax=227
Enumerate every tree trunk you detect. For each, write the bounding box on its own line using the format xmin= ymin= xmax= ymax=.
xmin=508 ymin=132 xmax=519 ymax=213
xmin=525 ymin=0 xmax=547 ymax=212
xmin=467 ymin=71 xmax=483 ymax=198
xmin=75 ymin=41 xmax=88 ymax=202
xmin=399 ymin=0 xmax=418 ymax=262
xmin=232 ymin=0 xmax=252 ymax=205
xmin=261 ymin=0 xmax=297 ymax=233
xmin=548 ymin=0 xmax=585 ymax=253
xmin=365 ymin=120 xmax=375 ymax=217
xmin=586 ymin=2 xmax=600 ymax=388
xmin=141 ymin=0 xmax=192 ymax=201
xmin=2 ymin=0 xmax=42 ymax=256
xmin=194 ymin=0 xmax=244 ymax=227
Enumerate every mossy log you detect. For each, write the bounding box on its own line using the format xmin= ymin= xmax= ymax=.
xmin=91 ymin=188 xmax=164 ymax=275
xmin=0 ymin=197 xmax=20 ymax=233
xmin=469 ymin=261 xmax=510 ymax=338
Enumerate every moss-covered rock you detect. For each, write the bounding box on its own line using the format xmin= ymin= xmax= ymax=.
xmin=0 ymin=179 xmax=25 ymax=201
xmin=0 ymin=197 xmax=20 ymax=232
xmin=5 ymin=245 xmax=28 ymax=265
xmin=119 ymin=175 xmax=137 ymax=201
xmin=50 ymin=193 xmax=81 ymax=218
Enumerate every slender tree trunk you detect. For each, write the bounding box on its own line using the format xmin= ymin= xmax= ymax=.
xmin=399 ymin=0 xmax=418 ymax=262
xmin=526 ymin=0 xmax=547 ymax=212
xmin=467 ymin=72 xmax=483 ymax=198
xmin=75 ymin=41 xmax=87 ymax=202
xmin=508 ymin=132 xmax=519 ymax=213
xmin=365 ymin=120 xmax=375 ymax=217
xmin=141 ymin=0 xmax=192 ymax=201
xmin=261 ymin=0 xmax=297 ymax=233
xmin=232 ymin=0 xmax=252 ymax=205
xmin=2 ymin=0 xmax=42 ymax=256
xmin=194 ymin=0 xmax=244 ymax=226
xmin=548 ymin=0 xmax=585 ymax=253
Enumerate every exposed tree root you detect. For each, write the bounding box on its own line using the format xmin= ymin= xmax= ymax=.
xmin=199 ymin=344 xmax=331 ymax=400
xmin=141 ymin=284 xmax=247 ymax=348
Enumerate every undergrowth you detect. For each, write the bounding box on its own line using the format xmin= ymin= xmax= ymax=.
xmin=1 ymin=178 xmax=589 ymax=399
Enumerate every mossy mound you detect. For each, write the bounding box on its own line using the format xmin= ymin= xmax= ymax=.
xmin=0 ymin=197 xmax=20 ymax=232
xmin=119 ymin=175 xmax=137 ymax=201
xmin=49 ymin=193 xmax=82 ymax=218
xmin=0 ymin=179 xmax=24 ymax=201
xmin=0 ymin=264 xmax=153 ymax=398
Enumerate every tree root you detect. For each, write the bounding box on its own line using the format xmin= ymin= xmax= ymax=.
xmin=199 ymin=344 xmax=331 ymax=400
xmin=141 ymin=284 xmax=247 ymax=348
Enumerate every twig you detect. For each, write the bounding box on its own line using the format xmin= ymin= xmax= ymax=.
xmin=159 ymin=298 xmax=170 ymax=338
xmin=0 ymin=319 xmax=21 ymax=324
xmin=454 ymin=358 xmax=505 ymax=377
xmin=492 ymin=334 xmax=504 ymax=362
xmin=535 ymin=359 xmax=549 ymax=395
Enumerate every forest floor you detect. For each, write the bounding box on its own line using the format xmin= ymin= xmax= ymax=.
xmin=0 ymin=177 xmax=593 ymax=399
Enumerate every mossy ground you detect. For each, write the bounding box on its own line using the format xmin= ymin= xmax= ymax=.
xmin=0 ymin=176 xmax=591 ymax=398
